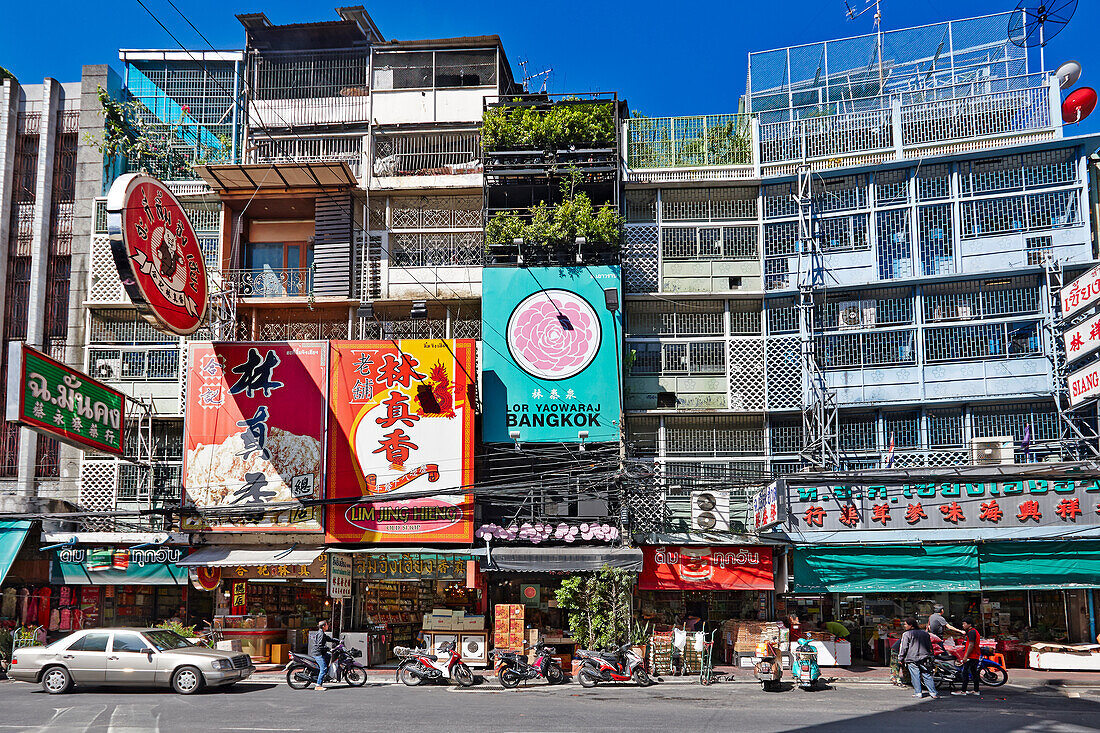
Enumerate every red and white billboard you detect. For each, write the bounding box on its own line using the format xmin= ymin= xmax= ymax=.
xmin=638 ymin=546 xmax=774 ymax=591
xmin=326 ymin=340 xmax=476 ymax=544
xmin=182 ymin=342 xmax=327 ymax=531
xmin=107 ymin=174 xmax=208 ymax=336
xmin=1069 ymin=360 xmax=1100 ymax=407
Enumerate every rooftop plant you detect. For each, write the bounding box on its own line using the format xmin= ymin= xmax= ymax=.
xmin=482 ymin=100 xmax=615 ymax=151
xmin=485 ymin=173 xmax=623 ymax=249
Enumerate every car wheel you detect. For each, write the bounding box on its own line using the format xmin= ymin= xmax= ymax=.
xmin=41 ymin=666 xmax=72 ymax=695
xmin=171 ymin=666 xmax=205 ymax=695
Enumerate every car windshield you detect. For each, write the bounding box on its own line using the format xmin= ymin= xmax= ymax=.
xmin=143 ymin=629 xmax=195 ymax=651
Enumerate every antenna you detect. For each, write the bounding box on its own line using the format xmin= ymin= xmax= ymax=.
xmin=517 ymin=57 xmax=553 ymax=94
xmin=1009 ymin=0 xmax=1078 ymax=74
xmin=845 ymin=0 xmax=884 ymax=98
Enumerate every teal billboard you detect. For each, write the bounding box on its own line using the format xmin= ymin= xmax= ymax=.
xmin=482 ymin=266 xmax=622 ymax=443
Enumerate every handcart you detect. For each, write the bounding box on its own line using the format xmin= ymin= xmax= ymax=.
xmin=12 ymin=625 xmax=43 ymax=651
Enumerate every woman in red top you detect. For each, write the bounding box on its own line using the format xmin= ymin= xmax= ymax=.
xmin=951 ymin=618 xmax=982 ymax=696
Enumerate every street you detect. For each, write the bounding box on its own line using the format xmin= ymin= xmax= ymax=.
xmin=1 ymin=677 xmax=1100 ymax=733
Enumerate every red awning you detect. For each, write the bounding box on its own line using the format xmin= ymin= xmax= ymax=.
xmin=638 ymin=546 xmax=774 ymax=591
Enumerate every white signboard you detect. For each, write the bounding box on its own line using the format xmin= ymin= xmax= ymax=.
xmin=327 ymin=553 xmax=352 ymax=599
xmin=751 ymin=480 xmax=785 ymax=531
xmin=1060 ymin=264 xmax=1100 ymax=318
xmin=1068 ymin=361 xmax=1100 ymax=406
xmin=1063 ymin=310 xmax=1100 ymax=365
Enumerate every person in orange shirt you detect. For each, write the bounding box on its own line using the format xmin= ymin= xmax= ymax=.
xmin=951 ymin=618 xmax=982 ymax=696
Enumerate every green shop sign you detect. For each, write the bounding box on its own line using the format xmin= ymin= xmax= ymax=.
xmin=52 ymin=547 xmax=188 ymax=586
xmin=6 ymin=343 xmax=124 ymax=455
xmin=352 ymin=553 xmax=473 ymax=581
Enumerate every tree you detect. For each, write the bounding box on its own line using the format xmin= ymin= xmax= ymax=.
xmin=555 ymin=566 xmax=634 ymax=649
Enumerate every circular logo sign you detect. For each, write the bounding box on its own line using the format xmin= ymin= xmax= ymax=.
xmin=107 ymin=174 xmax=208 ymax=335
xmin=505 ymin=289 xmax=601 ymax=380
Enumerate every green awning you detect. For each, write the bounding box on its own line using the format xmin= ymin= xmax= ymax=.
xmin=0 ymin=521 xmax=31 ymax=587
xmin=792 ymin=545 xmax=980 ymax=593
xmin=980 ymin=541 xmax=1100 ymax=590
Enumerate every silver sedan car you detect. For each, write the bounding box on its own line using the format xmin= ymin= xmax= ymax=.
xmin=8 ymin=628 xmax=254 ymax=694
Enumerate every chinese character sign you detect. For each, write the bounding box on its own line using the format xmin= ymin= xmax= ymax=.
xmin=326 ymin=340 xmax=475 ymax=543
xmin=782 ymin=479 xmax=1100 ymax=531
xmin=1062 ymin=310 xmax=1100 ymax=366
xmin=752 ymin=480 xmax=785 ymax=531
xmin=183 ymin=342 xmax=327 ymax=531
xmin=482 ymin=266 xmax=622 ymax=443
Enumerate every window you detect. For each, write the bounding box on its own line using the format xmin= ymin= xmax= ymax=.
xmin=69 ymin=633 xmax=110 ymax=652
xmin=144 ymin=630 xmax=194 ymax=651
xmin=243 ymin=241 xmax=314 ymax=296
xmin=112 ymin=632 xmax=149 ymax=653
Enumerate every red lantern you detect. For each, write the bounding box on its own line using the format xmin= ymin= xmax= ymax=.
xmin=1062 ymin=87 xmax=1097 ymax=124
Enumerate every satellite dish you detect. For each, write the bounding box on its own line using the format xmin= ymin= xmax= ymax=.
xmin=1055 ymin=59 xmax=1082 ymax=89
xmin=1009 ymin=0 xmax=1078 ymax=48
xmin=1061 ymin=86 xmax=1097 ymax=124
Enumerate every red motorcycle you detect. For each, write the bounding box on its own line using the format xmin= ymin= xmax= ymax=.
xmin=395 ymin=641 xmax=475 ymax=687
xmin=576 ymin=643 xmax=652 ymax=687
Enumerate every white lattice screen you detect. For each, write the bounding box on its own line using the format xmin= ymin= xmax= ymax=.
xmin=79 ymin=459 xmax=118 ymax=511
xmin=729 ymin=337 xmax=765 ymax=410
xmin=623 ymin=225 xmax=658 ymax=293
xmin=88 ymin=234 xmax=125 ymax=302
xmin=765 ymin=337 xmax=801 ymax=409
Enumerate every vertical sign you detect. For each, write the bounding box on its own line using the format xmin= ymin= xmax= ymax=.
xmin=1063 ymin=310 xmax=1100 ymax=365
xmin=482 ymin=266 xmax=622 ymax=443
xmin=230 ymin=581 xmax=247 ymax=615
xmin=326 ymin=340 xmax=476 ymax=543
xmin=1061 ymin=263 xmax=1100 ymax=318
xmin=327 ymin=553 xmax=352 ymax=599
xmin=182 ymin=342 xmax=327 ymax=531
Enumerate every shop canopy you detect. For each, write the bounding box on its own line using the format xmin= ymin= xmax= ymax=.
xmin=792 ymin=545 xmax=981 ymax=593
xmin=177 ymin=546 xmax=324 ymax=567
xmin=0 ymin=521 xmax=30 ymax=587
xmin=979 ymin=541 xmax=1100 ymax=590
xmin=486 ymin=547 xmax=643 ymax=572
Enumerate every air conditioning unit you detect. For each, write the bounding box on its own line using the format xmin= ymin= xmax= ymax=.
xmin=691 ymin=490 xmax=730 ymax=533
xmin=838 ymin=301 xmax=862 ymax=329
xmin=970 ymin=437 xmax=1015 ymax=466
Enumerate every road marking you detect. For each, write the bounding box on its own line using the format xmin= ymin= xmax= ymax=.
xmin=107 ymin=704 xmax=158 ymax=733
xmin=28 ymin=705 xmax=107 ymax=733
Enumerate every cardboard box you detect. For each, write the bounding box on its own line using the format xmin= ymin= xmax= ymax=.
xmin=464 ymin=616 xmax=484 ymax=630
xmin=269 ymin=644 xmax=289 ymax=665
xmin=215 ymin=639 xmax=242 ymax=652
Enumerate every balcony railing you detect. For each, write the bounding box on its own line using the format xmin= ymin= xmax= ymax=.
xmin=627 ymin=114 xmax=753 ymax=169
xmin=249 ymin=49 xmax=370 ymax=129
xmin=373 ymin=130 xmax=481 ymax=178
xmin=252 ymin=135 xmax=364 ymax=177
xmin=221 ymin=267 xmax=313 ymax=298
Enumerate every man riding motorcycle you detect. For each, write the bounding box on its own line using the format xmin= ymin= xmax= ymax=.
xmin=308 ymin=620 xmax=337 ymax=690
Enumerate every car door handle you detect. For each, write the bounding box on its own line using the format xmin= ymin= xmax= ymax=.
xmin=61 ymin=655 xmax=74 ymax=659
xmin=107 ymin=656 xmax=119 ymax=660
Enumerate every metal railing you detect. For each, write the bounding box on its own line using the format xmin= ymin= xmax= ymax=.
xmin=252 ymin=135 xmax=364 ymax=177
xmin=373 ymin=130 xmax=481 ymax=177
xmin=221 ymin=267 xmax=313 ymax=298
xmin=627 ymin=114 xmax=753 ymax=170
xmin=901 ymin=84 xmax=1051 ymax=148
xmin=759 ymin=108 xmax=893 ymax=164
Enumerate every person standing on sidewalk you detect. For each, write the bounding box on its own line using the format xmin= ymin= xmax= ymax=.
xmin=308 ymin=620 xmax=337 ymax=691
xmin=951 ymin=618 xmax=982 ymax=696
xmin=927 ymin=604 xmax=963 ymax=640
xmin=898 ymin=618 xmax=938 ymax=699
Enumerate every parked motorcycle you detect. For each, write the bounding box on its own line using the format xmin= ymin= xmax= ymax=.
xmin=753 ymin=640 xmax=783 ymax=691
xmin=286 ymin=641 xmax=367 ymax=689
xmin=395 ymin=641 xmax=475 ymax=687
xmin=492 ymin=639 xmax=567 ymax=688
xmin=575 ymin=643 xmax=651 ymax=687
xmin=791 ymin=636 xmax=821 ymax=691
xmin=931 ymin=650 xmax=1008 ymax=690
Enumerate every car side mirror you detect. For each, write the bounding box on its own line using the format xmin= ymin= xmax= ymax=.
xmin=142 ymin=648 xmax=154 ymax=658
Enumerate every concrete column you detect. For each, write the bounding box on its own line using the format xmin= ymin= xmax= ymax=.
xmin=0 ymin=78 xmax=18 ymax=335
xmin=15 ymin=79 xmax=60 ymax=496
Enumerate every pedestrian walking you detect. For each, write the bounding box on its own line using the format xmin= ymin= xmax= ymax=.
xmin=897 ymin=618 xmax=938 ymax=699
xmin=951 ymin=618 xmax=981 ymax=696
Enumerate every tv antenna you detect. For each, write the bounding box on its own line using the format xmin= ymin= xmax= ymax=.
xmin=518 ymin=58 xmax=553 ymax=94
xmin=1009 ymin=0 xmax=1078 ymax=74
xmin=845 ymin=0 xmax=885 ymax=99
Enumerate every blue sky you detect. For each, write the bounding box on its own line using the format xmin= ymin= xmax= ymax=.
xmin=2 ymin=0 xmax=1099 ymax=132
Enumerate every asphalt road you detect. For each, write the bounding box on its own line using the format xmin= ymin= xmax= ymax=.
xmin=1 ymin=677 xmax=1099 ymax=733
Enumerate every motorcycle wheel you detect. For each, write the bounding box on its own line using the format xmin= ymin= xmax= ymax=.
xmin=577 ymin=668 xmax=600 ymax=688
xmin=632 ymin=668 xmax=653 ymax=687
xmin=286 ymin=665 xmax=312 ymax=690
xmin=453 ymin=663 xmax=475 ymax=688
xmin=980 ymin=666 xmax=1008 ymax=687
xmin=546 ymin=665 xmax=566 ymax=685
xmin=399 ymin=666 xmax=422 ymax=687
xmin=345 ymin=666 xmax=367 ymax=687
xmin=499 ymin=669 xmax=522 ymax=689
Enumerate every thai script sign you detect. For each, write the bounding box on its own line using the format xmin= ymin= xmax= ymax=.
xmin=182 ymin=342 xmax=327 ymax=531
xmin=1063 ymin=310 xmax=1100 ymax=365
xmin=782 ymin=478 xmax=1100 ymax=531
xmin=327 ymin=554 xmax=352 ymax=599
xmin=639 ymin=546 xmax=774 ymax=590
xmin=52 ymin=546 xmax=188 ymax=586
xmin=752 ymin=480 xmax=785 ymax=531
xmin=351 ymin=553 xmax=473 ymax=581
xmin=1061 ymin=263 xmax=1100 ymax=319
xmin=6 ymin=342 xmax=125 ymax=455
xmin=1068 ymin=360 xmax=1100 ymax=406
xmin=107 ymin=174 xmax=208 ymax=335
xmin=482 ymin=266 xmax=622 ymax=443
xmin=326 ymin=340 xmax=476 ymax=544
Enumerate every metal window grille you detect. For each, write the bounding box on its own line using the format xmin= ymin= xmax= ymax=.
xmin=626 ymin=114 xmax=753 ymax=169
xmin=1026 ymin=235 xmax=1053 ymax=266
xmin=0 ymin=422 xmax=18 ymax=478
xmin=389 ymin=232 xmax=483 ymax=267
xmin=764 ymin=258 xmax=792 ymax=292
xmin=255 ymin=135 xmax=364 ymax=176
xmin=839 ymin=413 xmax=878 ymax=451
xmin=45 ymin=256 xmax=71 ymax=342
xmin=763 ymin=184 xmax=798 ymax=219
xmin=4 ymin=257 xmax=31 ymax=340
xmin=664 ymin=416 xmax=765 ymax=456
xmin=763 ymin=221 xmax=798 ymax=257
xmin=928 ymin=409 xmax=964 ymax=447
xmin=769 ymin=416 xmax=803 ymax=454
xmin=916 ymin=163 xmax=952 ymax=201
xmin=88 ymin=348 xmax=180 ymax=381
xmin=918 ymin=204 xmax=954 ymax=276
xmin=961 ymin=189 xmax=1080 ymax=238
xmin=626 ymin=417 xmax=659 ymax=455
xmin=390 ymin=195 xmax=482 ymax=229
xmin=636 ymin=341 xmax=726 ymax=376
xmin=924 ymin=320 xmax=1040 ymax=362
xmin=729 ymin=301 xmax=763 ymax=335
xmin=767 ymin=298 xmax=798 ymax=334
xmin=972 ymin=401 xmax=1058 ymax=441
xmin=661 ymin=225 xmax=757 ymax=260
xmin=660 ymin=187 xmax=757 ymax=221
xmin=433 ymin=50 xmax=498 ymax=88
xmin=923 ymin=278 xmax=1040 ymax=321
xmin=813 ymin=175 xmax=868 ymax=213
xmin=817 ymin=288 xmax=914 ymax=330
xmin=373 ymin=131 xmax=481 ymax=177
xmin=372 ymin=49 xmax=496 ymax=90
xmin=875 ymin=168 xmax=910 ymax=206
xmin=625 ymin=300 xmax=724 ymax=337
xmin=818 ymin=329 xmax=915 ymax=368
xmin=626 ymin=190 xmax=657 ymax=223
xmin=884 ymin=411 xmax=921 ymax=447
xmin=35 ymin=437 xmax=59 ymax=478
xmin=960 ymin=148 xmax=1077 ymax=195
xmin=11 ymin=129 xmax=38 ymax=204
xmin=876 ymin=208 xmax=912 ymax=280
xmin=819 ymin=213 xmax=869 ymax=252
xmin=51 ymin=132 xmax=77 ymax=203
xmin=254 ymin=49 xmax=368 ymax=100
xmin=90 ymin=309 xmax=178 ymax=344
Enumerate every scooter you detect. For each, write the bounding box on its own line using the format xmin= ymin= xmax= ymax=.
xmin=791 ymin=635 xmax=821 ymax=690
xmin=931 ymin=649 xmax=1008 ymax=690
xmin=492 ymin=639 xmax=567 ymax=688
xmin=395 ymin=640 xmax=475 ymax=687
xmin=753 ymin=640 xmax=783 ymax=691
xmin=575 ymin=643 xmax=651 ymax=687
xmin=285 ymin=641 xmax=368 ymax=689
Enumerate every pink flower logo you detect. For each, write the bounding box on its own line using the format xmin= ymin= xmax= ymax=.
xmin=507 ymin=290 xmax=601 ymax=379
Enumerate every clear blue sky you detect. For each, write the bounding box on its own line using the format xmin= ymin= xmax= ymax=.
xmin=2 ymin=0 xmax=1099 ymax=132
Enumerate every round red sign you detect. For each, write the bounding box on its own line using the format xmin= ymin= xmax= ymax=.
xmin=107 ymin=174 xmax=208 ymax=335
